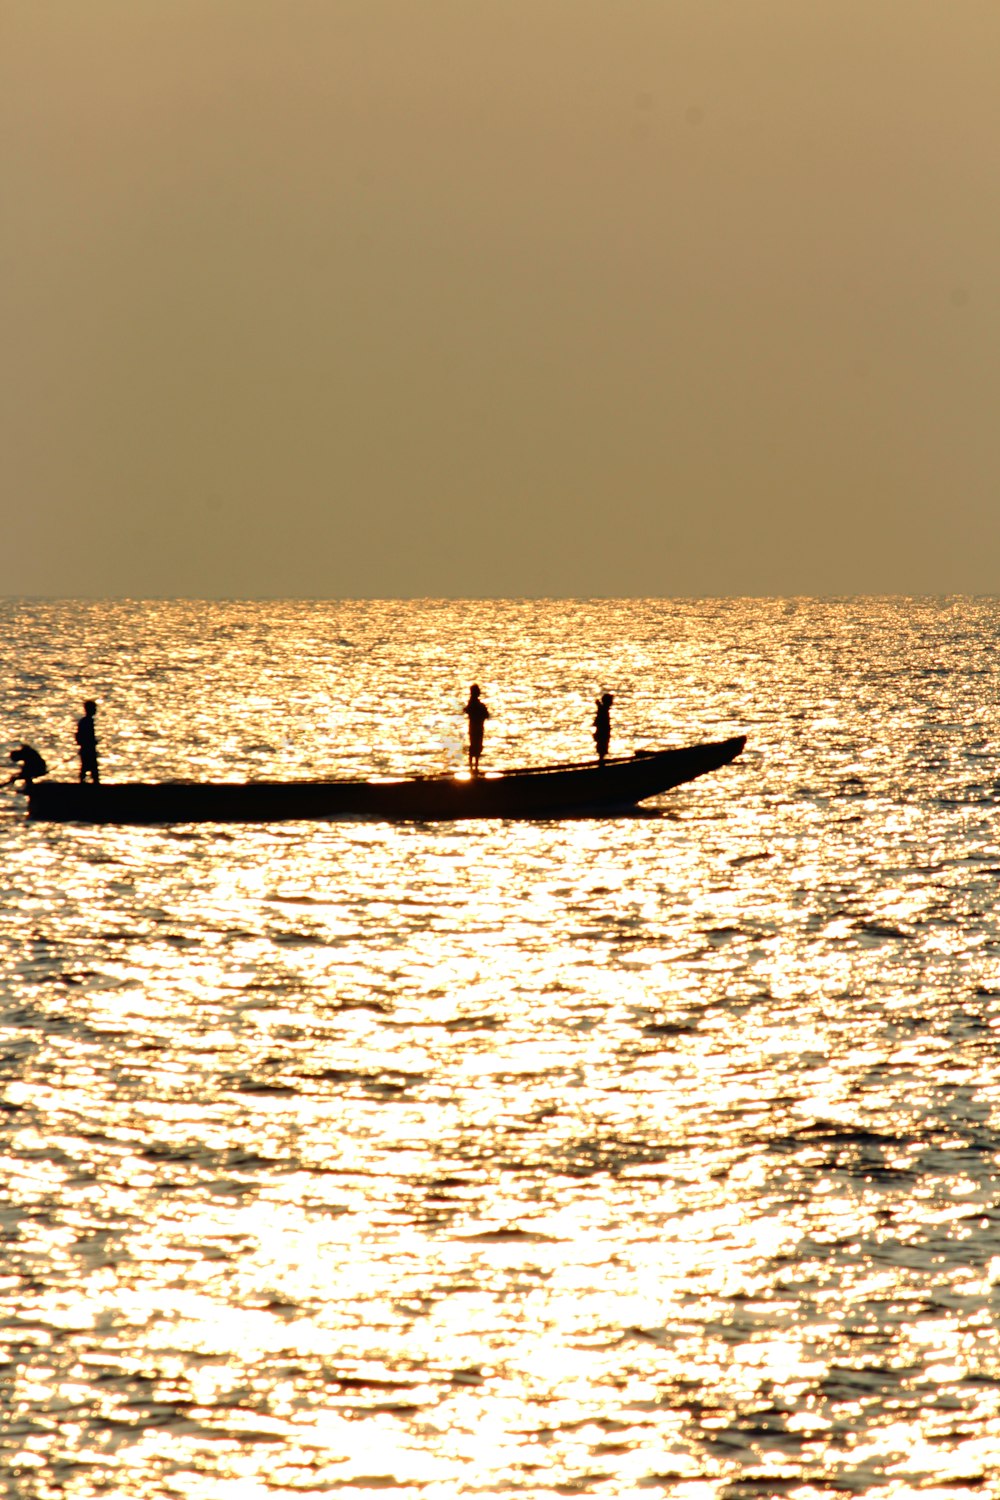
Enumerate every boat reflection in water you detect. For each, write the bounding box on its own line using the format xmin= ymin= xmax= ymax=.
xmin=26 ymin=735 xmax=745 ymax=825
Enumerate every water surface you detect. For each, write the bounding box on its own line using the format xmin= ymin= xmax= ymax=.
xmin=1 ymin=598 xmax=999 ymax=1498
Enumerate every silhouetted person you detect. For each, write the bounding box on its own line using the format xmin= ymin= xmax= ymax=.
xmin=593 ymin=691 xmax=613 ymax=766
xmin=463 ymin=684 xmax=490 ymax=773
xmin=76 ymin=699 xmax=99 ymax=784
xmin=6 ymin=744 xmax=47 ymax=789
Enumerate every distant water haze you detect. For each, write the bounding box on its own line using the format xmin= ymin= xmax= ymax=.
xmin=4 ymin=2 xmax=1000 ymax=597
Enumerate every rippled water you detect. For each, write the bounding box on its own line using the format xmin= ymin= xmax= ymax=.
xmin=2 ymin=598 xmax=999 ymax=1499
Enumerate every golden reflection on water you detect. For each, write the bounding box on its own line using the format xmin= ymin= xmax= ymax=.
xmin=2 ymin=600 xmax=1000 ymax=1496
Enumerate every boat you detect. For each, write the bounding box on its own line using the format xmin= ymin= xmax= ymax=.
xmin=24 ymin=735 xmax=746 ymax=826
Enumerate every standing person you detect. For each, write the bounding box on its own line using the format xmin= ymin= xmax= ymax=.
xmin=463 ymin=684 xmax=490 ymax=774
xmin=593 ymin=691 xmax=613 ymax=766
xmin=76 ymin=699 xmax=100 ymax=784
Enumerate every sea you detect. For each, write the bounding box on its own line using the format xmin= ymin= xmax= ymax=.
xmin=1 ymin=597 xmax=998 ymax=1500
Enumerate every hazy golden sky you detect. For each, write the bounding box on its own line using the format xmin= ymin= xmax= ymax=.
xmin=4 ymin=1 xmax=999 ymax=597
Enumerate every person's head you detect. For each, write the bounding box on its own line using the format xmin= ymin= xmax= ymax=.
xmin=8 ymin=748 xmax=18 ymax=764
xmin=601 ymin=692 xmax=614 ymax=706
xmin=470 ymin=684 xmax=480 ymax=698
xmin=83 ymin=699 xmax=97 ymax=716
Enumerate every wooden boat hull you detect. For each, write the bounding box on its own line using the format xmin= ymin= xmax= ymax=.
xmin=26 ymin=736 xmax=745 ymax=826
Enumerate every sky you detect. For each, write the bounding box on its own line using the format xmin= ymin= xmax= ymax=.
xmin=4 ymin=0 xmax=1000 ymax=598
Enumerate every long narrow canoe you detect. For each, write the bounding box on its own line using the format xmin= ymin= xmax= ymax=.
xmin=25 ymin=735 xmax=745 ymax=826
